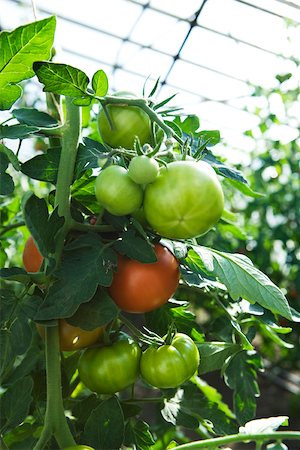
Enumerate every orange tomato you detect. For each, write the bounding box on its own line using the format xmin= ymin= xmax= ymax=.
xmin=23 ymin=236 xmax=43 ymax=272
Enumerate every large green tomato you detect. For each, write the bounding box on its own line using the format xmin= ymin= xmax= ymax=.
xmin=140 ymin=333 xmax=200 ymax=388
xmin=97 ymin=100 xmax=152 ymax=150
xmin=143 ymin=160 xmax=224 ymax=239
xmin=95 ymin=165 xmax=143 ymax=216
xmin=78 ymin=336 xmax=141 ymax=394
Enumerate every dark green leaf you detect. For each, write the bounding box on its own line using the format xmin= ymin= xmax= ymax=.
xmin=196 ymin=129 xmax=220 ymax=146
xmin=124 ymin=419 xmax=156 ymax=450
xmin=223 ymin=351 xmax=261 ymax=424
xmin=92 ymin=69 xmax=109 ymax=97
xmin=0 ymin=267 xmax=30 ymax=283
xmin=83 ymin=396 xmax=125 ymax=450
xmin=35 ymin=233 xmax=117 ymax=320
xmin=276 ymin=73 xmax=292 ymax=83
xmin=197 ymin=342 xmax=241 ymax=374
xmin=0 ymin=143 xmax=20 ymax=171
xmin=66 ymin=290 xmax=119 ymax=330
xmin=201 ymin=149 xmax=249 ymax=185
xmin=0 ymin=124 xmax=39 ymax=139
xmin=114 ymin=229 xmax=157 ymax=263
xmin=0 ymin=172 xmax=14 ymax=195
xmin=174 ymin=115 xmax=200 ymax=134
xmin=0 ymin=17 xmax=56 ymax=110
xmin=75 ymin=141 xmax=107 ymax=178
xmin=0 ymin=377 xmax=33 ymax=429
xmin=12 ymin=108 xmax=58 ymax=127
xmin=6 ymin=345 xmax=41 ymax=386
xmin=0 ymin=330 xmax=14 ymax=380
xmin=33 ymin=61 xmax=90 ymax=98
xmin=21 ymin=147 xmax=60 ymax=183
xmin=192 ymin=246 xmax=293 ymax=320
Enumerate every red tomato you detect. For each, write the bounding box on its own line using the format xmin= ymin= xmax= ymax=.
xmin=108 ymin=244 xmax=180 ymax=313
xmin=23 ymin=236 xmax=43 ymax=272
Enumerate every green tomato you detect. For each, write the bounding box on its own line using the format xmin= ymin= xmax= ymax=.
xmin=128 ymin=155 xmax=159 ymax=185
xmin=95 ymin=165 xmax=143 ymax=216
xmin=97 ymin=101 xmax=152 ymax=150
xmin=140 ymin=333 xmax=200 ymax=389
xmin=78 ymin=336 xmax=141 ymax=394
xmin=143 ymin=160 xmax=224 ymax=239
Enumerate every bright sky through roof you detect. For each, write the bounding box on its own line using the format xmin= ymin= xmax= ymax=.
xmin=0 ymin=0 xmax=299 ymax=163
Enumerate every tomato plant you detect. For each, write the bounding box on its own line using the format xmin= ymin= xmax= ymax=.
xmin=78 ymin=336 xmax=141 ymax=394
xmin=144 ymin=160 xmax=224 ymax=239
xmin=36 ymin=319 xmax=104 ymax=352
xmin=108 ymin=243 xmax=180 ymax=313
xmin=0 ymin=14 xmax=299 ymax=450
xmin=128 ymin=155 xmax=159 ymax=184
xmin=95 ymin=165 xmax=143 ymax=215
xmin=97 ymin=103 xmax=152 ymax=150
xmin=23 ymin=235 xmax=43 ymax=272
xmin=140 ymin=333 xmax=200 ymax=388
xmin=63 ymin=446 xmax=94 ymax=450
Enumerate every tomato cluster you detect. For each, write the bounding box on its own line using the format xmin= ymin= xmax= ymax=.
xmin=78 ymin=332 xmax=200 ymax=394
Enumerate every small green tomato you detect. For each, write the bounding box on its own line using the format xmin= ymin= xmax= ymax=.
xmin=128 ymin=155 xmax=159 ymax=185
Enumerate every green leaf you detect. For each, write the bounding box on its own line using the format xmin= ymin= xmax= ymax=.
xmin=33 ymin=61 xmax=90 ymax=98
xmin=12 ymin=108 xmax=58 ymax=127
xmin=197 ymin=342 xmax=241 ymax=374
xmin=0 ymin=17 xmax=56 ymax=110
xmin=0 ymin=267 xmax=30 ymax=283
xmin=66 ymin=290 xmax=119 ymax=330
xmin=0 ymin=172 xmax=14 ymax=195
xmin=174 ymin=115 xmax=200 ymax=134
xmin=83 ymin=396 xmax=125 ymax=450
xmin=21 ymin=147 xmax=60 ymax=183
xmin=35 ymin=233 xmax=117 ymax=320
xmin=240 ymin=416 xmax=288 ymax=434
xmin=192 ymin=376 xmax=235 ymax=418
xmin=75 ymin=141 xmax=107 ymax=178
xmin=192 ymin=246 xmax=292 ymax=320
xmin=223 ymin=351 xmax=261 ymax=424
xmin=196 ymin=130 xmax=220 ymax=146
xmin=266 ymin=443 xmax=288 ymax=450
xmin=0 ymin=377 xmax=33 ymax=430
xmin=114 ymin=229 xmax=157 ymax=263
xmin=0 ymin=124 xmax=39 ymax=139
xmin=23 ymin=194 xmax=64 ymax=257
xmin=124 ymin=420 xmax=156 ymax=450
xmin=6 ymin=345 xmax=41 ymax=386
xmin=225 ymin=178 xmax=265 ymax=198
xmin=0 ymin=143 xmax=20 ymax=171
xmin=92 ymin=69 xmax=109 ymax=97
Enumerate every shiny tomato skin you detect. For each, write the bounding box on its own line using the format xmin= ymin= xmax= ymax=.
xmin=108 ymin=244 xmax=180 ymax=313
xmin=37 ymin=319 xmax=103 ymax=352
xmin=128 ymin=155 xmax=159 ymax=185
xmin=78 ymin=337 xmax=141 ymax=394
xmin=140 ymin=333 xmax=200 ymax=388
xmin=23 ymin=236 xmax=43 ymax=272
xmin=143 ymin=160 xmax=224 ymax=239
xmin=97 ymin=104 xmax=152 ymax=150
xmin=95 ymin=165 xmax=143 ymax=216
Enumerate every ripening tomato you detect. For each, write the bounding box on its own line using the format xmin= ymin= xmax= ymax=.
xmin=128 ymin=155 xmax=159 ymax=185
xmin=143 ymin=160 xmax=224 ymax=239
xmin=97 ymin=100 xmax=152 ymax=149
xmin=140 ymin=333 xmax=200 ymax=388
xmin=36 ymin=319 xmax=104 ymax=352
xmin=23 ymin=236 xmax=43 ymax=272
xmin=78 ymin=335 xmax=141 ymax=394
xmin=95 ymin=165 xmax=143 ymax=216
xmin=108 ymin=244 xmax=180 ymax=313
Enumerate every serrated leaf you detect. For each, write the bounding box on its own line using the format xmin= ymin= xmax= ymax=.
xmin=114 ymin=229 xmax=157 ymax=263
xmin=0 ymin=17 xmax=56 ymax=110
xmin=0 ymin=172 xmax=14 ymax=195
xmin=224 ymin=351 xmax=261 ymax=424
xmin=21 ymin=147 xmax=60 ymax=183
xmin=92 ymin=69 xmax=108 ymax=97
xmin=197 ymin=342 xmax=241 ymax=374
xmin=66 ymin=290 xmax=119 ymax=330
xmin=0 ymin=124 xmax=39 ymax=139
xmin=35 ymin=233 xmax=117 ymax=320
xmin=83 ymin=396 xmax=124 ymax=450
xmin=240 ymin=416 xmax=288 ymax=434
xmin=0 ymin=377 xmax=33 ymax=429
xmin=124 ymin=420 xmax=156 ymax=450
xmin=0 ymin=143 xmax=20 ymax=171
xmin=75 ymin=141 xmax=107 ymax=178
xmin=12 ymin=108 xmax=58 ymax=127
xmin=192 ymin=246 xmax=292 ymax=320
xmin=33 ymin=61 xmax=90 ymax=98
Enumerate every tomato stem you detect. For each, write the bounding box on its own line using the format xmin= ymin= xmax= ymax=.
xmin=171 ymin=432 xmax=300 ymax=450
